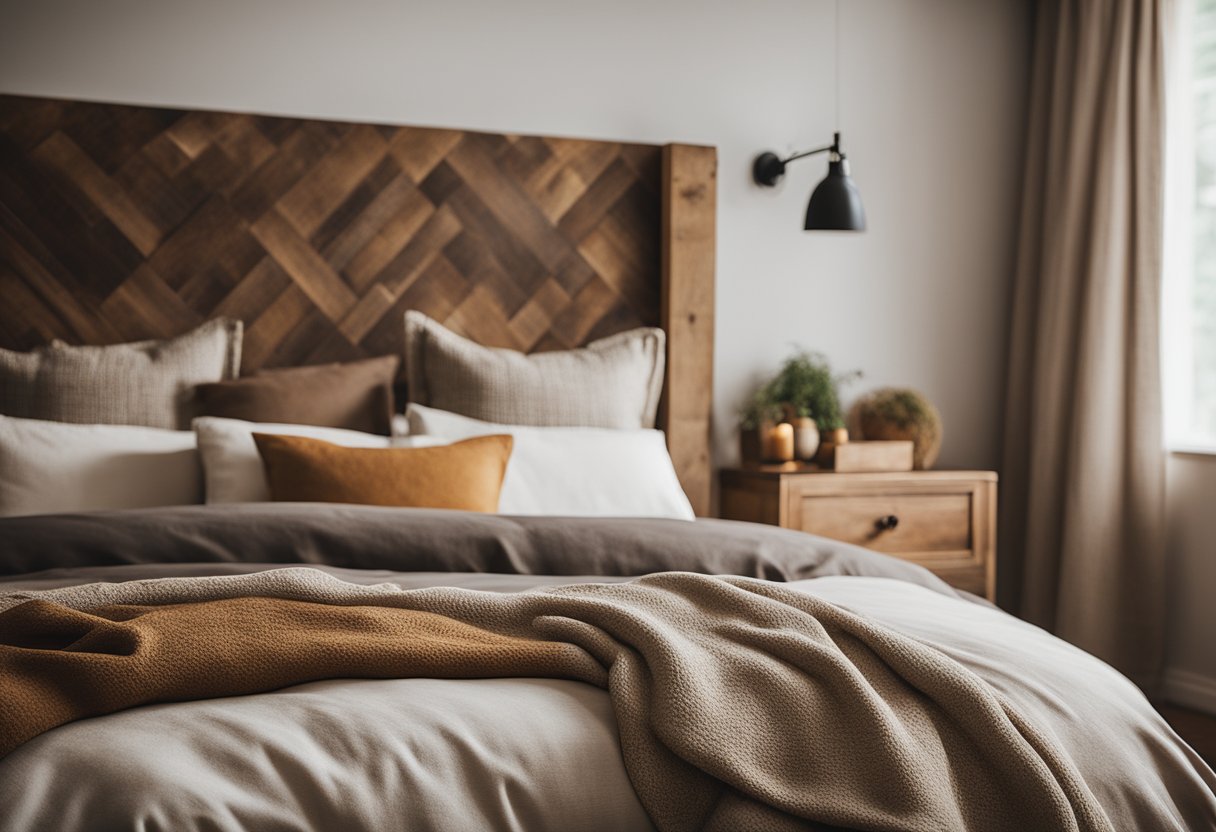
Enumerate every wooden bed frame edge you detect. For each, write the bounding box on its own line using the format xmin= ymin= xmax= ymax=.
xmin=661 ymin=144 xmax=716 ymax=517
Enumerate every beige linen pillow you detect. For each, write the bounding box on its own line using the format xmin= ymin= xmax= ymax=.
xmin=0 ymin=319 xmax=242 ymax=430
xmin=404 ymin=311 xmax=665 ymax=429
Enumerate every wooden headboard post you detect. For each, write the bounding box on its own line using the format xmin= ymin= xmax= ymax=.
xmin=661 ymin=145 xmax=716 ymax=517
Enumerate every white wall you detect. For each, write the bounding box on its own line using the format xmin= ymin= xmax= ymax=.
xmin=1165 ymin=454 xmax=1216 ymax=712
xmin=0 ymin=0 xmax=1031 ymax=471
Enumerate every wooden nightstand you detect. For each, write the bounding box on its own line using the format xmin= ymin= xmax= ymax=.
xmin=719 ymin=466 xmax=997 ymax=600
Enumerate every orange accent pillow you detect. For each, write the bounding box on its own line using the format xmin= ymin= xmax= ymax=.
xmin=252 ymin=433 xmax=512 ymax=513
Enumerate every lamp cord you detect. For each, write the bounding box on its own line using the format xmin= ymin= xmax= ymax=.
xmin=834 ymin=0 xmax=841 ymax=131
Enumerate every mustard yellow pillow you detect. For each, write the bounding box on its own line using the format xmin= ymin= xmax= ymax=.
xmin=252 ymin=433 xmax=512 ymax=513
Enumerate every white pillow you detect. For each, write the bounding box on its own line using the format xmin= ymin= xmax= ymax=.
xmin=0 ymin=415 xmax=201 ymax=517
xmin=195 ymin=416 xmax=401 ymax=504
xmin=405 ymin=404 xmax=695 ymax=520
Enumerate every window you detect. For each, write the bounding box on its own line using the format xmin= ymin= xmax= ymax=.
xmin=1165 ymin=0 xmax=1216 ymax=451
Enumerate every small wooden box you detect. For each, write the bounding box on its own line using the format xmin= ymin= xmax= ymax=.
xmin=833 ymin=441 xmax=914 ymax=473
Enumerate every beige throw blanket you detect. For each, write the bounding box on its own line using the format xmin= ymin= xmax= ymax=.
xmin=0 ymin=569 xmax=1114 ymax=832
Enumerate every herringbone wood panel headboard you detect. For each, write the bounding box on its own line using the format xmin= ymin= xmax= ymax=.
xmin=0 ymin=94 xmax=715 ymax=513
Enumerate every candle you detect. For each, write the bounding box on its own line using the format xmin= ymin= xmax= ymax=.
xmin=766 ymin=422 xmax=795 ymax=462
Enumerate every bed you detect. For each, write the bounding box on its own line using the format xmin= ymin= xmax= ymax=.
xmin=1 ymin=95 xmax=1214 ymax=832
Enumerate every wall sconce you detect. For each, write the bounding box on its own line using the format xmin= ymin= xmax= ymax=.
xmin=752 ymin=0 xmax=865 ymax=232
xmin=752 ymin=132 xmax=866 ymax=231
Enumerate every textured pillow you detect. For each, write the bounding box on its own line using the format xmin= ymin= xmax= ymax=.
xmin=253 ymin=433 xmax=512 ymax=513
xmin=404 ymin=311 xmax=665 ymax=428
xmin=0 ymin=416 xmax=200 ymax=517
xmin=193 ymin=416 xmax=428 ymax=504
xmin=195 ymin=355 xmax=399 ymax=435
xmin=0 ymin=319 xmax=242 ymax=430
xmin=406 ymin=404 xmax=695 ymax=520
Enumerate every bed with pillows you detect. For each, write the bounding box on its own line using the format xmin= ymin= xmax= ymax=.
xmin=0 ymin=315 xmax=1213 ymax=832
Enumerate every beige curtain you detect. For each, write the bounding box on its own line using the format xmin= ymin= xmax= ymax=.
xmin=1001 ymin=0 xmax=1168 ymax=692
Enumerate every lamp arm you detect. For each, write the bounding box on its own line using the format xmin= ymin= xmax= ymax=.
xmin=780 ymin=132 xmax=842 ymax=166
xmin=779 ymin=146 xmax=831 ymax=164
xmin=752 ymin=132 xmax=843 ymax=187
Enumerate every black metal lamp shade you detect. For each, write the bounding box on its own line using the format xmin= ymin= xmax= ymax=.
xmin=752 ymin=133 xmax=866 ymax=232
xmin=804 ymin=158 xmax=866 ymax=231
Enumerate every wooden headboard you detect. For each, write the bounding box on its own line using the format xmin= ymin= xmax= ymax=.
xmin=0 ymin=95 xmax=716 ymax=514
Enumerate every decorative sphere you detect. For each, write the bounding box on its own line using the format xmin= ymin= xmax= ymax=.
xmin=850 ymin=388 xmax=943 ymax=470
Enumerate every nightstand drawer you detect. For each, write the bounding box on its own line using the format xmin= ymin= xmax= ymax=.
xmin=793 ymin=493 xmax=972 ymax=556
xmin=719 ymin=467 xmax=997 ymax=600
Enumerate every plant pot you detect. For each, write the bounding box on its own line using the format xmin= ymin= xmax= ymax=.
xmin=815 ymin=427 xmax=849 ymax=467
xmin=739 ymin=423 xmax=769 ymax=466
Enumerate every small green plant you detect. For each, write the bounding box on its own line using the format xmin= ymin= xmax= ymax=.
xmin=770 ymin=350 xmax=860 ymax=429
xmin=740 ymin=349 xmax=860 ymax=430
xmin=739 ymin=381 xmax=784 ymax=430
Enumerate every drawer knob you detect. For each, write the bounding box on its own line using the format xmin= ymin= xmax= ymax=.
xmin=875 ymin=515 xmax=900 ymax=532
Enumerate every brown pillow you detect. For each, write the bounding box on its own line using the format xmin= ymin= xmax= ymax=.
xmin=196 ymin=356 xmax=399 ymax=435
xmin=252 ymin=433 xmax=513 ymax=513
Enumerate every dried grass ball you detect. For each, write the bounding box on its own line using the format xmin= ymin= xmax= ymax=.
xmin=850 ymin=388 xmax=943 ymax=470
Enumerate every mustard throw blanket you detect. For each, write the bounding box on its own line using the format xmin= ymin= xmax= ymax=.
xmin=0 ymin=569 xmax=1113 ymax=832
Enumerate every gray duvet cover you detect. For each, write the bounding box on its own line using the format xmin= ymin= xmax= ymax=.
xmin=0 ymin=506 xmax=1212 ymax=832
xmin=0 ymin=503 xmax=959 ymax=587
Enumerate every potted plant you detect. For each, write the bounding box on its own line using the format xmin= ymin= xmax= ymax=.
xmin=771 ymin=350 xmax=860 ymax=459
xmin=739 ymin=350 xmax=860 ymax=464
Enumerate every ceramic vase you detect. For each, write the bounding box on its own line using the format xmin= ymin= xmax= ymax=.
xmin=793 ymin=417 xmax=820 ymax=461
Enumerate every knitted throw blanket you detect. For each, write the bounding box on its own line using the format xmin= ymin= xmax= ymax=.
xmin=0 ymin=569 xmax=1113 ymax=832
